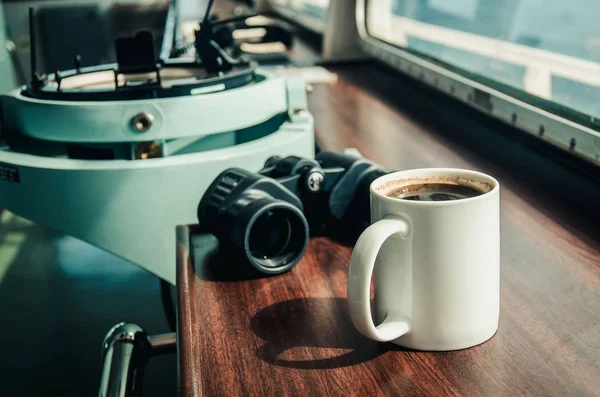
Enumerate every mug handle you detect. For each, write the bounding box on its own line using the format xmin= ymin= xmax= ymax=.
xmin=348 ymin=217 xmax=411 ymax=342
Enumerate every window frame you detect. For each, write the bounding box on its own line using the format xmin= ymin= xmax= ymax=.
xmin=268 ymin=1 xmax=328 ymax=34
xmin=355 ymin=0 xmax=600 ymax=166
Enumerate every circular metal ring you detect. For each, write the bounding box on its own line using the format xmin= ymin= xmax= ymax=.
xmin=131 ymin=112 xmax=154 ymax=132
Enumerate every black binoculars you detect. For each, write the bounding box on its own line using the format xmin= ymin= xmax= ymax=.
xmin=197 ymin=151 xmax=390 ymax=275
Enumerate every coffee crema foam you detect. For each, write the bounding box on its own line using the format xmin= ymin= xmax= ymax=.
xmin=387 ymin=182 xmax=484 ymax=202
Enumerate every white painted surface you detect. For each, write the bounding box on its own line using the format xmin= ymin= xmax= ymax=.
xmin=1 ymin=74 xmax=288 ymax=143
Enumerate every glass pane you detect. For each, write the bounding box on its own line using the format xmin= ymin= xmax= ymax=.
xmin=366 ymin=0 xmax=600 ymax=119
xmin=270 ymin=0 xmax=330 ymax=32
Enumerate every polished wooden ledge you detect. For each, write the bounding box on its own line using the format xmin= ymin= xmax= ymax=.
xmin=177 ymin=63 xmax=600 ymax=396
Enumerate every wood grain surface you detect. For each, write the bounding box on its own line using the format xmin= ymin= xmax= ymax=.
xmin=177 ymin=63 xmax=600 ymax=396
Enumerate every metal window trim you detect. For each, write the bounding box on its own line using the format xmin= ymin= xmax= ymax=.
xmin=355 ymin=0 xmax=600 ymax=166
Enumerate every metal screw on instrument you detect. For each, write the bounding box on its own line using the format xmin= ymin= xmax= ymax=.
xmin=132 ymin=112 xmax=154 ymax=133
xmin=306 ymin=170 xmax=324 ymax=192
xmin=6 ymin=40 xmax=15 ymax=52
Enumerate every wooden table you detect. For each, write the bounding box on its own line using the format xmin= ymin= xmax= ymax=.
xmin=176 ymin=63 xmax=600 ymax=396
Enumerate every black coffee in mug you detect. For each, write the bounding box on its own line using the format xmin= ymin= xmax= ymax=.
xmin=388 ymin=183 xmax=483 ymax=201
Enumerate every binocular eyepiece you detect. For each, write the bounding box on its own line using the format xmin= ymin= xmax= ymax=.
xmin=198 ymin=168 xmax=309 ymax=274
xmin=197 ymin=151 xmax=390 ymax=276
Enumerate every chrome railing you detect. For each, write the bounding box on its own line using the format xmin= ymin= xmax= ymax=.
xmin=98 ymin=323 xmax=176 ymax=397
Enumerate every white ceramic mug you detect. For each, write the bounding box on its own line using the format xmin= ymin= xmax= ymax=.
xmin=347 ymin=168 xmax=500 ymax=351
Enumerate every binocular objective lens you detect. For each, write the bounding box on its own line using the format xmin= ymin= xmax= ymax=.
xmin=245 ymin=205 xmax=308 ymax=273
xmin=249 ymin=210 xmax=292 ymax=260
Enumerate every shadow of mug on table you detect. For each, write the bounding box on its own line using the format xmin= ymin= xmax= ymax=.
xmin=250 ymin=297 xmax=405 ymax=370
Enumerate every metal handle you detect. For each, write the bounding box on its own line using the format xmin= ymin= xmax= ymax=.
xmin=98 ymin=323 xmax=176 ymax=397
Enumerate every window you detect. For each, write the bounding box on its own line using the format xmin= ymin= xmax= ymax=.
xmin=361 ymin=0 xmax=600 ymax=164
xmin=269 ymin=0 xmax=330 ymax=33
